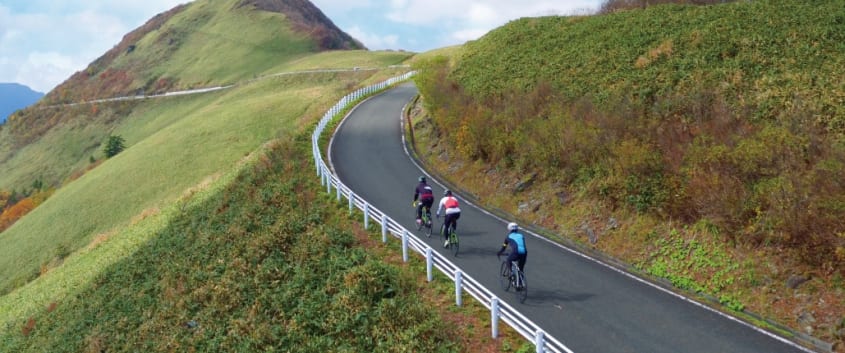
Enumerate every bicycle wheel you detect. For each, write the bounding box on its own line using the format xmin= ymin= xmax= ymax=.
xmin=451 ymin=231 xmax=459 ymax=256
xmin=499 ymin=261 xmax=511 ymax=291
xmin=516 ymin=270 xmax=527 ymax=303
xmin=424 ymin=210 xmax=432 ymax=237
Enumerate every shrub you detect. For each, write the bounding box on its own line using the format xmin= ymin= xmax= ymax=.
xmin=103 ymin=135 xmax=126 ymax=158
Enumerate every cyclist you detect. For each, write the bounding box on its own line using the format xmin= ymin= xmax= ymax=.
xmin=436 ymin=189 xmax=461 ymax=247
xmin=413 ymin=176 xmax=434 ymax=226
xmin=497 ymin=222 xmax=527 ymax=285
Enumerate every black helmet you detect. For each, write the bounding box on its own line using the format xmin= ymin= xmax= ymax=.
xmin=444 ymin=189 xmax=452 ymax=196
xmin=419 ymin=176 xmax=426 ymax=182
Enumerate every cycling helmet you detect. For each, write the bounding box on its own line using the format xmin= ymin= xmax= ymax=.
xmin=507 ymin=222 xmax=519 ymax=232
xmin=444 ymin=189 xmax=452 ymax=196
xmin=419 ymin=176 xmax=426 ymax=182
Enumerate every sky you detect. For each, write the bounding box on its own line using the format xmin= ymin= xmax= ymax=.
xmin=0 ymin=0 xmax=602 ymax=94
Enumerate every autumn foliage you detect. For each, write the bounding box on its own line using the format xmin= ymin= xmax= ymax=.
xmin=0 ymin=198 xmax=35 ymax=232
xmin=414 ymin=1 xmax=845 ymax=270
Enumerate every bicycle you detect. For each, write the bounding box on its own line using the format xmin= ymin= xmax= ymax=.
xmin=413 ymin=201 xmax=434 ymax=237
xmin=440 ymin=221 xmax=459 ymax=256
xmin=498 ymin=254 xmax=527 ymax=303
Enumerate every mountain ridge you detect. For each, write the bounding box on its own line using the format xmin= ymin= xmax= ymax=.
xmin=0 ymin=83 xmax=43 ymax=124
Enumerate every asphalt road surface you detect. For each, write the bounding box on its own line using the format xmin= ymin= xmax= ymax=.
xmin=329 ymin=83 xmax=810 ymax=353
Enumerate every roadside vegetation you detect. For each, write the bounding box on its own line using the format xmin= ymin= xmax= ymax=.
xmin=412 ymin=0 xmax=845 ymax=348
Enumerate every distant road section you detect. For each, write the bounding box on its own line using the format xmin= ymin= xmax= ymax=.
xmin=329 ymin=83 xmax=813 ymax=353
xmin=42 ymin=66 xmax=398 ymax=108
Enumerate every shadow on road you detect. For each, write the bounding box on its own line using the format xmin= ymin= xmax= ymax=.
xmin=518 ymin=287 xmax=595 ymax=307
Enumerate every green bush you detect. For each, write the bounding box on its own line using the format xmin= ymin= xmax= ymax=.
xmin=103 ymin=135 xmax=126 ymax=158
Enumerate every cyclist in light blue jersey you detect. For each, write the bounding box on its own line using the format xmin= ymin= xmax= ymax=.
xmin=497 ymin=222 xmax=527 ymax=273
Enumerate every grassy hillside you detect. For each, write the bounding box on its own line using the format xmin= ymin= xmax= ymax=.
xmin=42 ymin=0 xmax=364 ymax=105
xmin=412 ymin=0 xmax=845 ymax=347
xmin=0 ymin=67 xmax=414 ymax=296
xmin=0 ymin=135 xmax=494 ymax=352
xmin=0 ymin=0 xmax=410 ymax=297
xmin=0 ymin=0 xmax=367 ymax=156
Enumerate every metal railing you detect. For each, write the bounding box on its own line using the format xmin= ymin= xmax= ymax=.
xmin=311 ymin=72 xmax=573 ymax=353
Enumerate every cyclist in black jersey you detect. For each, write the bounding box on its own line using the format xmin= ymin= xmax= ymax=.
xmin=413 ymin=176 xmax=434 ymax=226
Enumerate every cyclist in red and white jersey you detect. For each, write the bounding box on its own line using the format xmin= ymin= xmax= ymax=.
xmin=436 ymin=189 xmax=461 ymax=247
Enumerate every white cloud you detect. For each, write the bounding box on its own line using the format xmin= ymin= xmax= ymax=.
xmin=0 ymin=0 xmax=186 ymax=92
xmin=386 ymin=0 xmax=598 ymax=26
xmin=16 ymin=52 xmax=83 ymax=93
xmin=467 ymin=3 xmax=498 ymax=27
xmin=346 ymin=26 xmax=399 ymax=50
xmin=311 ymin=0 xmax=374 ymax=12
xmin=450 ymin=28 xmax=490 ymax=43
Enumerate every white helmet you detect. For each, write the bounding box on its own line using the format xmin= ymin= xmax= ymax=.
xmin=507 ymin=222 xmax=518 ymax=232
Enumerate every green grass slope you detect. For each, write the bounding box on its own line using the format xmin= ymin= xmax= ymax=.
xmin=450 ymin=1 xmax=845 ymax=125
xmin=0 ymin=137 xmax=464 ymax=352
xmin=0 ymin=0 xmax=374 ymax=188
xmin=0 ymin=68 xmax=410 ymax=296
xmin=412 ymin=0 xmax=845 ymax=347
xmin=43 ymin=0 xmax=365 ymax=105
xmin=0 ymin=0 xmax=411 ymax=296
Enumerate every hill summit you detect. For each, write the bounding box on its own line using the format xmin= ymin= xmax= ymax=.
xmin=42 ymin=0 xmax=364 ymax=106
xmin=3 ymin=0 xmax=365 ymax=151
xmin=239 ymin=0 xmax=364 ymax=50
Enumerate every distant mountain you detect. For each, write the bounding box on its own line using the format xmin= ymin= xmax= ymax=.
xmin=0 ymin=83 xmax=43 ymax=123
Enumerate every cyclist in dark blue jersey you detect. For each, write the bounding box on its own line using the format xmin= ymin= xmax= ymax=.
xmin=413 ymin=176 xmax=434 ymax=226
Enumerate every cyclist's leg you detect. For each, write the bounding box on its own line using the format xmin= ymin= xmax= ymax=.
xmin=452 ymin=212 xmax=461 ymax=233
xmin=423 ymin=199 xmax=433 ymax=221
xmin=416 ymin=202 xmax=423 ymax=220
xmin=518 ymin=254 xmax=527 ymax=273
xmin=443 ymin=214 xmax=455 ymax=239
xmin=508 ymin=253 xmax=522 ymax=287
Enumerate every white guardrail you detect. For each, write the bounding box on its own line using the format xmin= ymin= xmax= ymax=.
xmin=311 ymin=72 xmax=574 ymax=353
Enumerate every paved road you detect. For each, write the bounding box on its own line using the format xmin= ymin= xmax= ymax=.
xmin=329 ymin=83 xmax=810 ymax=353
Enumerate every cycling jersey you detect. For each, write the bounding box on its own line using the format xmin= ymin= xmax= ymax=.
xmin=437 ymin=196 xmax=461 ymax=216
xmin=498 ymin=231 xmax=528 ymax=272
xmin=506 ymin=232 xmax=527 ymax=254
xmin=414 ymin=182 xmax=434 ymax=201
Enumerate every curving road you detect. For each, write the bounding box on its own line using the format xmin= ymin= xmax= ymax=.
xmin=329 ymin=83 xmax=810 ymax=353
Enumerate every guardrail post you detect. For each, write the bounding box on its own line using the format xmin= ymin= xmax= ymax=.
xmin=491 ymin=297 xmax=500 ymax=338
xmin=381 ymin=215 xmax=387 ymax=240
xmin=363 ymin=204 xmax=370 ymax=230
xmin=336 ymin=183 xmax=342 ymax=202
xmin=426 ymin=248 xmax=433 ymax=282
xmin=348 ymin=192 xmax=354 ymax=214
xmin=455 ymin=270 xmax=463 ymax=307
xmin=402 ymin=230 xmax=409 ymax=262
xmin=326 ymin=175 xmax=332 ymax=194
xmin=535 ymin=330 xmax=545 ymax=353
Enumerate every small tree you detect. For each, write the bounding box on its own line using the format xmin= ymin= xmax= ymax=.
xmin=103 ymin=135 xmax=126 ymax=158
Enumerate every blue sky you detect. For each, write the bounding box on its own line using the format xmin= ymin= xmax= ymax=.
xmin=0 ymin=0 xmax=601 ymax=93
